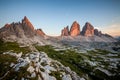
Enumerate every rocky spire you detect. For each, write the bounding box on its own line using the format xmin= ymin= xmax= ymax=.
xmin=94 ymin=29 xmax=102 ymax=36
xmin=81 ymin=22 xmax=94 ymax=36
xmin=70 ymin=21 xmax=80 ymax=36
xmin=36 ymin=29 xmax=45 ymax=36
xmin=61 ymin=26 xmax=69 ymax=36
xmin=22 ymin=16 xmax=34 ymax=31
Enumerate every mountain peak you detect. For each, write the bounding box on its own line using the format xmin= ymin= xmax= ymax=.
xmin=22 ymin=16 xmax=34 ymax=31
xmin=70 ymin=21 xmax=80 ymax=36
xmin=61 ymin=26 xmax=69 ymax=36
xmin=73 ymin=21 xmax=78 ymax=23
xmin=86 ymin=22 xmax=90 ymax=24
xmin=36 ymin=29 xmax=45 ymax=37
xmin=82 ymin=22 xmax=94 ymax=36
xmin=23 ymin=16 xmax=29 ymax=22
xmin=4 ymin=23 xmax=11 ymax=28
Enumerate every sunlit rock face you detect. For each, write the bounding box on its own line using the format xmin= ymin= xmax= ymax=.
xmin=0 ymin=16 xmax=36 ymax=38
xmin=36 ymin=29 xmax=45 ymax=36
xmin=22 ymin=16 xmax=34 ymax=31
xmin=70 ymin=21 xmax=80 ymax=36
xmin=61 ymin=26 xmax=69 ymax=36
xmin=81 ymin=22 xmax=94 ymax=37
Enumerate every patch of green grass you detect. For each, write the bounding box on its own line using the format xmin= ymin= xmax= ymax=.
xmin=0 ymin=54 xmax=17 ymax=77
xmin=35 ymin=45 xmax=91 ymax=76
xmin=0 ymin=39 xmax=31 ymax=54
xmin=35 ymin=45 xmax=120 ymax=80
xmin=49 ymin=71 xmax=62 ymax=80
xmin=41 ymin=62 xmax=48 ymax=66
xmin=40 ymin=68 xmax=45 ymax=72
xmin=2 ymin=64 xmax=31 ymax=80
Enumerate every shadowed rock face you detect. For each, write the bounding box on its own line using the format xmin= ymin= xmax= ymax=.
xmin=94 ymin=29 xmax=102 ymax=36
xmin=70 ymin=21 xmax=80 ymax=36
xmin=0 ymin=16 xmax=45 ymax=39
xmin=82 ymin=22 xmax=94 ymax=36
xmin=61 ymin=26 xmax=69 ymax=36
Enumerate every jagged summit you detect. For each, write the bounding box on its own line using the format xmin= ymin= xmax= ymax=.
xmin=81 ymin=22 xmax=94 ymax=36
xmin=61 ymin=21 xmax=80 ymax=36
xmin=60 ymin=21 xmax=116 ymax=42
xmin=0 ymin=16 xmax=46 ymax=44
xmin=61 ymin=26 xmax=69 ymax=36
xmin=36 ymin=29 xmax=46 ymax=36
xmin=0 ymin=17 xmax=116 ymax=43
xmin=22 ymin=16 xmax=34 ymax=31
xmin=70 ymin=21 xmax=80 ymax=36
xmin=4 ymin=24 xmax=11 ymax=28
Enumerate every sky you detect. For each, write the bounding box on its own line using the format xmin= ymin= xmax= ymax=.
xmin=0 ymin=0 xmax=120 ymax=36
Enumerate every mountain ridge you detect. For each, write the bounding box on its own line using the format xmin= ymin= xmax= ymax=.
xmin=0 ymin=16 xmax=116 ymax=43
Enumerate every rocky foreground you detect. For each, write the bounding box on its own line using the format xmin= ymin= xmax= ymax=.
xmin=0 ymin=51 xmax=84 ymax=80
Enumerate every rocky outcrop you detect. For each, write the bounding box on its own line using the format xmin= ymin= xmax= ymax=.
xmin=36 ymin=29 xmax=45 ymax=36
xmin=81 ymin=22 xmax=94 ymax=36
xmin=22 ymin=16 xmax=34 ymax=31
xmin=61 ymin=26 xmax=69 ymax=36
xmin=0 ymin=16 xmax=46 ymax=39
xmin=103 ymin=33 xmax=113 ymax=38
xmin=2 ymin=51 xmax=82 ymax=80
xmin=70 ymin=21 xmax=80 ymax=36
xmin=94 ymin=29 xmax=102 ymax=36
xmin=0 ymin=22 xmax=25 ymax=38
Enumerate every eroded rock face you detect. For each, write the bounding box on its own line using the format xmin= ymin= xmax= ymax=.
xmin=0 ymin=16 xmax=46 ymax=39
xmin=94 ymin=29 xmax=102 ymax=36
xmin=36 ymin=29 xmax=45 ymax=36
xmin=22 ymin=16 xmax=34 ymax=31
xmin=0 ymin=22 xmax=25 ymax=38
xmin=70 ymin=21 xmax=80 ymax=36
xmin=61 ymin=26 xmax=69 ymax=36
xmin=2 ymin=52 xmax=82 ymax=80
xmin=82 ymin=22 xmax=94 ymax=36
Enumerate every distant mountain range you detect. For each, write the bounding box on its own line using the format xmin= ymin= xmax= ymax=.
xmin=61 ymin=21 xmax=112 ymax=37
xmin=0 ymin=16 xmax=116 ymax=44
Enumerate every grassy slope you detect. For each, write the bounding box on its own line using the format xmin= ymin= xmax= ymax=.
xmin=0 ymin=39 xmax=33 ymax=79
xmin=0 ymin=39 xmax=31 ymax=54
xmin=35 ymin=45 xmax=120 ymax=80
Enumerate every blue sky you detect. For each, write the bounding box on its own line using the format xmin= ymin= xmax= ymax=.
xmin=0 ymin=0 xmax=120 ymax=36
